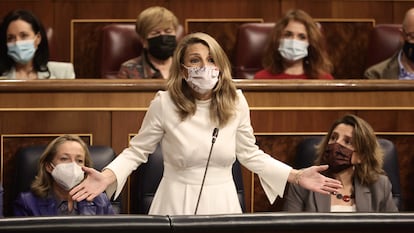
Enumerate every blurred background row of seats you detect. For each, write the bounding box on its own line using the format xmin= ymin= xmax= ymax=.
xmin=92 ymin=22 xmax=403 ymax=79
xmin=45 ymin=22 xmax=403 ymax=79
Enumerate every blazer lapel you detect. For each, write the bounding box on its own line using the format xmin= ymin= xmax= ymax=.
xmin=383 ymin=52 xmax=400 ymax=79
xmin=315 ymin=192 xmax=331 ymax=212
xmin=354 ymin=178 xmax=371 ymax=211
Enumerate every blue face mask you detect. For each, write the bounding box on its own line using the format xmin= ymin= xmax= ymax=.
xmin=7 ymin=40 xmax=36 ymax=64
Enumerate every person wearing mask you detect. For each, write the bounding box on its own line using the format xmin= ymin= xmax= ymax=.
xmin=255 ymin=9 xmax=333 ymax=79
xmin=14 ymin=135 xmax=114 ymax=216
xmin=0 ymin=9 xmax=75 ymax=80
xmin=364 ymin=8 xmax=414 ymax=79
xmin=284 ymin=114 xmax=398 ymax=212
xmin=70 ymin=32 xmax=342 ymax=215
xmin=117 ymin=6 xmax=179 ymax=79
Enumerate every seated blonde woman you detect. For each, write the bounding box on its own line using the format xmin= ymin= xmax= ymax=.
xmin=14 ymin=135 xmax=114 ymax=216
xmin=117 ymin=6 xmax=179 ymax=79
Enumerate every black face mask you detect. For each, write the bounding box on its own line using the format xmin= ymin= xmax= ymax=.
xmin=320 ymin=142 xmax=354 ymax=174
xmin=403 ymin=40 xmax=414 ymax=62
xmin=147 ymin=35 xmax=177 ymax=60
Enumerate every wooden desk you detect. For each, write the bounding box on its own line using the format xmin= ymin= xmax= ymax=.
xmin=1 ymin=213 xmax=414 ymax=232
xmin=1 ymin=79 xmax=413 ymax=216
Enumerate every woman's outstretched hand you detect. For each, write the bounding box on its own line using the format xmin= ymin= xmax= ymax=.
xmin=69 ymin=166 xmax=114 ymax=202
xmin=294 ymin=165 xmax=342 ymax=194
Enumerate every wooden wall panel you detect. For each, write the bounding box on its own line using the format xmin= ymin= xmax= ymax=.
xmin=357 ymin=110 xmax=414 ymax=132
xmin=169 ymin=0 xmax=281 ymax=21
xmin=382 ymin=135 xmax=414 ymax=212
xmin=186 ymin=18 xmax=264 ymax=66
xmin=111 ymin=111 xmax=144 ymax=155
xmin=250 ymin=110 xmax=354 ymax=133
xmin=253 ymin=134 xmax=312 ymax=212
xmin=331 ymin=1 xmax=395 ymax=22
xmin=71 ymin=19 xmax=135 ymax=78
xmin=319 ymin=20 xmax=374 ymax=78
xmin=281 ymin=0 xmax=334 ymax=18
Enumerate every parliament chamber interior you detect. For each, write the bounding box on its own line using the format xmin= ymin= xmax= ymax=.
xmin=1 ymin=0 xmax=414 ymax=232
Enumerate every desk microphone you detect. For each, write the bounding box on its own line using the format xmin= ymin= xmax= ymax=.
xmin=194 ymin=127 xmax=219 ymax=215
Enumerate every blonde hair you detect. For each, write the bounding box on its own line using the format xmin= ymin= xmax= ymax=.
xmin=31 ymin=134 xmax=92 ymax=198
xmin=262 ymin=9 xmax=333 ymax=78
xmin=167 ymin=32 xmax=238 ymax=127
xmin=315 ymin=114 xmax=384 ymax=185
xmin=135 ymin=6 xmax=179 ymax=39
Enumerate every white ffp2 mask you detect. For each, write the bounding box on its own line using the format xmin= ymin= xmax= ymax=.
xmin=51 ymin=162 xmax=85 ymax=190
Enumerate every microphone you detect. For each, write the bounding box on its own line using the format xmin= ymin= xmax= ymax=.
xmin=212 ymin=127 xmax=219 ymax=143
xmin=194 ymin=127 xmax=219 ymax=215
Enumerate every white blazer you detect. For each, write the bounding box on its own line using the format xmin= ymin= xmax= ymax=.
xmin=2 ymin=61 xmax=75 ymax=79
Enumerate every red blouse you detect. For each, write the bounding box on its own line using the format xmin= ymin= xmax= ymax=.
xmin=254 ymin=69 xmax=334 ymax=79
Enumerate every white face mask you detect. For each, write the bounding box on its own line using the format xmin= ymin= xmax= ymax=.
xmin=184 ymin=65 xmax=219 ymax=95
xmin=51 ymin=162 xmax=85 ymax=190
xmin=278 ymin=38 xmax=309 ymax=61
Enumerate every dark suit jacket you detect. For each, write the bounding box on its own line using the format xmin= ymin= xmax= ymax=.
xmin=364 ymin=52 xmax=399 ymax=79
xmin=284 ymin=174 xmax=398 ymax=212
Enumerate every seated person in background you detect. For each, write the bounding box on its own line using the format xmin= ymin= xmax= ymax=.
xmin=0 ymin=9 xmax=75 ymax=80
xmin=14 ymin=135 xmax=114 ymax=216
xmin=284 ymin=114 xmax=398 ymax=212
xmin=255 ymin=9 xmax=333 ymax=79
xmin=364 ymin=8 xmax=414 ymax=79
xmin=118 ymin=6 xmax=179 ymax=79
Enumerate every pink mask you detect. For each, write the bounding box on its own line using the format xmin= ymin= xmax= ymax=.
xmin=184 ymin=65 xmax=219 ymax=94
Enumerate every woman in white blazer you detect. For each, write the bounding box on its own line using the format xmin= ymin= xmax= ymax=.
xmin=0 ymin=9 xmax=75 ymax=80
xmin=70 ymin=32 xmax=343 ymax=215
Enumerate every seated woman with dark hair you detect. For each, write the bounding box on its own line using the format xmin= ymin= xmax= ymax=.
xmin=0 ymin=9 xmax=75 ymax=79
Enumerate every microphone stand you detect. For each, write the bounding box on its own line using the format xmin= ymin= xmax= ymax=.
xmin=194 ymin=128 xmax=219 ymax=215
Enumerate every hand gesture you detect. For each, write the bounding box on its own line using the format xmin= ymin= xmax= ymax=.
xmin=69 ymin=166 xmax=111 ymax=202
xmin=296 ymin=165 xmax=342 ymax=194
